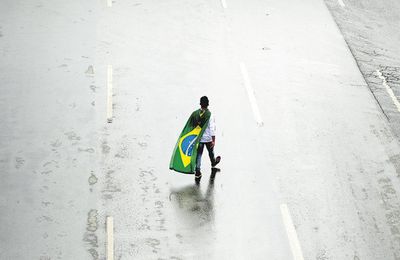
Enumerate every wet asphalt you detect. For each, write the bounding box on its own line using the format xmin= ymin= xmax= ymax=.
xmin=1 ymin=0 xmax=400 ymax=259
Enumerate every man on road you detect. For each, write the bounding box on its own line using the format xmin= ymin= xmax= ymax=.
xmin=195 ymin=96 xmax=221 ymax=182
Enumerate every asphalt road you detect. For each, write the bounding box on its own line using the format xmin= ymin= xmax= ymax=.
xmin=1 ymin=0 xmax=400 ymax=259
xmin=325 ymin=0 xmax=400 ymax=141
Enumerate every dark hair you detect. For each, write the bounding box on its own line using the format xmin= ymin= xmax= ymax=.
xmin=200 ymin=96 xmax=209 ymax=107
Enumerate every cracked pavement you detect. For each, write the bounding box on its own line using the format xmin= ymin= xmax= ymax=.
xmin=325 ymin=0 xmax=400 ymax=135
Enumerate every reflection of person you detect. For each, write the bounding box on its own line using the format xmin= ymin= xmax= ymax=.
xmin=170 ymin=170 xmax=218 ymax=226
xmin=195 ymin=96 xmax=221 ymax=181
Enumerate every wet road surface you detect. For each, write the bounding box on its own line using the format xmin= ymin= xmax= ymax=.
xmin=1 ymin=0 xmax=400 ymax=259
xmin=325 ymin=0 xmax=400 ymax=140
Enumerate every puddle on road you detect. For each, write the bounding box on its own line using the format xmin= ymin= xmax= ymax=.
xmin=89 ymin=85 xmax=97 ymax=93
xmin=102 ymin=170 xmax=121 ymax=200
xmin=85 ymin=65 xmax=94 ymax=75
xmin=15 ymin=156 xmax=25 ymax=169
xmin=78 ymin=147 xmax=95 ymax=153
xmin=101 ymin=141 xmax=110 ymax=154
xmin=169 ymin=181 xmax=215 ymax=227
xmin=86 ymin=209 xmax=98 ymax=232
xmin=83 ymin=209 xmax=99 ymax=260
xmin=146 ymin=238 xmax=161 ymax=254
xmin=64 ymin=131 xmax=81 ymax=141
xmin=88 ymin=172 xmax=98 ymax=186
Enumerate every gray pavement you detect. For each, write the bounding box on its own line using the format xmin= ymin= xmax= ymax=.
xmin=324 ymin=0 xmax=400 ymax=137
xmin=2 ymin=0 xmax=400 ymax=259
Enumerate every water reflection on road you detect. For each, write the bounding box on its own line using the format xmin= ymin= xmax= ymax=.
xmin=169 ymin=175 xmax=216 ymax=227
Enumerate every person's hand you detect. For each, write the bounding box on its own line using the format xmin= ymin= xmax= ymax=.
xmin=211 ymin=141 xmax=215 ymax=148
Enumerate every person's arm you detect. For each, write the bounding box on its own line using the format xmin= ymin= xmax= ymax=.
xmin=211 ymin=136 xmax=216 ymax=148
xmin=210 ymin=115 xmax=216 ymax=147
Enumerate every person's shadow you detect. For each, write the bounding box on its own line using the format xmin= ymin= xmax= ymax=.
xmin=169 ymin=168 xmax=219 ymax=227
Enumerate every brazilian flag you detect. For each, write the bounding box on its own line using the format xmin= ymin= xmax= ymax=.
xmin=170 ymin=109 xmax=211 ymax=174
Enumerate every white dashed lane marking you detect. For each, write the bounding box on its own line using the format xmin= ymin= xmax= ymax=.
xmin=280 ymin=204 xmax=305 ymax=260
xmin=239 ymin=62 xmax=264 ymax=126
xmin=377 ymin=69 xmax=400 ymax=112
xmin=221 ymin=0 xmax=227 ymax=9
xmin=107 ymin=216 xmax=114 ymax=260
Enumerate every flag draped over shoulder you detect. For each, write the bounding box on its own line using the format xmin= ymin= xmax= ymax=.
xmin=170 ymin=109 xmax=211 ymax=174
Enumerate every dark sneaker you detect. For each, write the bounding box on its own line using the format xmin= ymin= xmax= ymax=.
xmin=212 ymin=156 xmax=221 ymax=167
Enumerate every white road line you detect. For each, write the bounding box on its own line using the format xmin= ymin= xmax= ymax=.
xmin=337 ymin=0 xmax=345 ymax=7
xmin=220 ymin=0 xmax=227 ymax=9
xmin=239 ymin=62 xmax=264 ymax=126
xmin=377 ymin=69 xmax=400 ymax=112
xmin=280 ymin=204 xmax=304 ymax=260
xmin=107 ymin=0 xmax=112 ymax=7
xmin=107 ymin=65 xmax=113 ymax=123
xmin=107 ymin=216 xmax=114 ymax=260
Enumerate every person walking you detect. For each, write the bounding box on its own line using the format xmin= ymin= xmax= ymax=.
xmin=195 ymin=96 xmax=221 ymax=182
